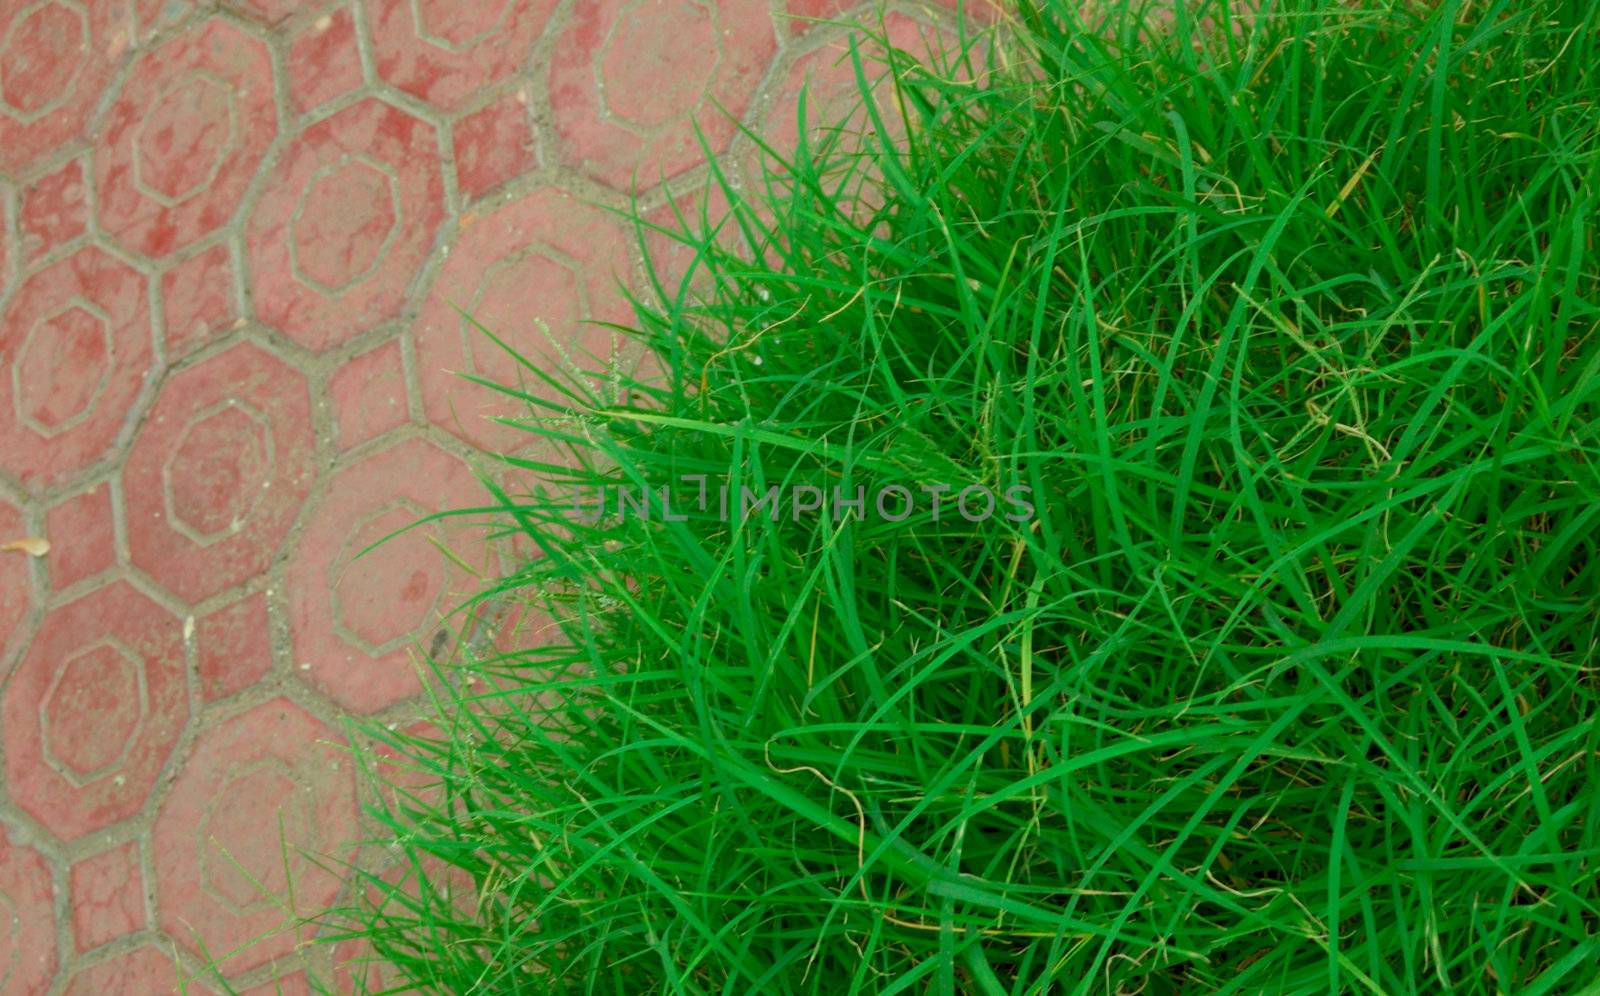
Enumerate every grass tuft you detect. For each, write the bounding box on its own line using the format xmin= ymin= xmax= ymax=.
xmin=332 ymin=1 xmax=1600 ymax=991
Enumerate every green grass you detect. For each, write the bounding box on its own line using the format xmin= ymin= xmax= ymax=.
xmin=328 ymin=0 xmax=1600 ymax=991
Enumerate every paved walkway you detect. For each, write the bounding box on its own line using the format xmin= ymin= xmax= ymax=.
xmin=0 ymin=0 xmax=970 ymax=991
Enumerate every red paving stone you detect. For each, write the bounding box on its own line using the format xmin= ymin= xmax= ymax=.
xmin=414 ymin=186 xmax=633 ymax=452
xmin=327 ymin=336 xmax=410 ymax=449
xmin=3 ymin=580 xmax=189 ymax=840
xmin=160 ymin=241 xmax=240 ymax=356
xmin=123 ymin=341 xmax=316 ymax=604
xmin=549 ymin=0 xmax=777 ymax=190
xmin=0 ymin=0 xmax=129 ymax=174
xmin=0 ymin=0 xmax=965 ymax=987
xmin=246 ymin=97 xmax=446 ymax=351
xmin=0 ymin=832 xmax=58 ymax=994
xmin=285 ymin=7 xmax=363 ymax=115
xmin=44 ymin=482 xmax=116 ymax=590
xmin=96 ymin=18 xmax=278 ymax=259
xmin=0 ymin=496 xmax=31 ymax=659
xmin=19 ymin=156 xmax=88 ymax=262
xmin=195 ymin=590 xmax=274 ymax=702
xmin=153 ymin=698 xmax=357 ymax=976
xmin=0 ymin=247 xmax=155 ymax=489
xmin=286 ymin=436 xmax=498 ymax=713
xmin=453 ymin=88 xmax=539 ymax=202
xmin=367 ymin=0 xmax=560 ymax=110
xmin=62 ymin=943 xmax=213 ymax=996
xmin=69 ymin=840 xmax=146 ymax=951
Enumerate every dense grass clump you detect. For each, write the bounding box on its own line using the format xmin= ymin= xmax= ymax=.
xmin=337 ymin=0 xmax=1600 ymax=992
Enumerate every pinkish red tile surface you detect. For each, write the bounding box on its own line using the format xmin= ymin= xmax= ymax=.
xmin=0 ymin=831 xmax=57 ymax=993
xmin=69 ymin=840 xmax=146 ymax=952
xmin=63 ymin=943 xmax=213 ymax=996
xmin=0 ymin=247 xmax=154 ymax=488
xmin=414 ymin=186 xmax=633 ymax=452
xmin=195 ymin=589 xmax=274 ymax=702
xmin=44 ymin=482 xmax=116 ymax=590
xmin=19 ymin=156 xmax=88 ymax=262
xmin=246 ymin=97 xmax=446 ymax=351
xmin=453 ymin=88 xmax=539 ymax=202
xmin=286 ymin=7 xmax=363 ymax=115
xmin=123 ymin=342 xmax=316 ymax=604
xmin=153 ymin=697 xmax=357 ymax=976
xmin=286 ymin=436 xmax=498 ymax=713
xmin=3 ymin=580 xmax=189 ymax=840
xmin=0 ymin=0 xmax=967 ymax=987
xmin=160 ymin=241 xmax=240 ymax=356
xmin=95 ymin=18 xmax=278 ymax=258
xmin=549 ymin=0 xmax=777 ymax=190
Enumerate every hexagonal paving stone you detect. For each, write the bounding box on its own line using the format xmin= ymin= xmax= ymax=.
xmin=2 ymin=580 xmax=188 ymax=841
xmin=327 ymin=336 xmax=409 ymax=450
xmin=15 ymin=304 xmax=111 ymax=435
xmin=291 ymin=156 xmax=401 ymax=293
xmin=0 ymin=829 xmax=57 ymax=995
xmin=0 ymin=0 xmax=127 ymax=175
xmin=364 ymin=0 xmax=558 ymax=109
xmin=548 ymin=0 xmax=776 ymax=190
xmin=123 ymin=341 xmax=316 ymax=604
xmin=0 ymin=247 xmax=154 ymax=489
xmin=246 ymin=98 xmax=446 ymax=351
xmin=96 ymin=19 xmax=277 ymax=259
xmin=287 ymin=437 xmax=497 ymax=713
xmin=0 ymin=180 xmax=11 ymax=292
xmin=412 ymin=186 xmax=633 ymax=452
xmin=0 ymin=494 xmax=31 ymax=660
xmin=62 ymin=943 xmax=214 ymax=996
xmin=132 ymin=0 xmax=192 ymax=40
xmin=153 ymin=697 xmax=357 ymax=976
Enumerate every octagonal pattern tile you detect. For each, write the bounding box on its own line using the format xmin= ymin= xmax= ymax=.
xmin=453 ymin=88 xmax=538 ymax=201
xmin=123 ymin=342 xmax=316 ymax=604
xmin=3 ymin=580 xmax=188 ymax=841
xmin=246 ymin=98 xmax=446 ymax=350
xmin=0 ymin=0 xmax=127 ymax=175
xmin=96 ymin=19 xmax=277 ymax=259
xmin=286 ymin=437 xmax=497 ymax=713
xmin=365 ymin=0 xmax=558 ymax=110
xmin=413 ymin=186 xmax=633 ymax=452
xmin=548 ymin=0 xmax=776 ymax=190
xmin=0 ymin=247 xmax=154 ymax=488
xmin=152 ymin=697 xmax=357 ymax=975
